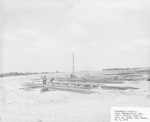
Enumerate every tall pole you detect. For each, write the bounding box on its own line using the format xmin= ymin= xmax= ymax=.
xmin=72 ymin=52 xmax=74 ymax=76
xmin=148 ymin=67 xmax=150 ymax=81
xmin=86 ymin=63 xmax=87 ymax=77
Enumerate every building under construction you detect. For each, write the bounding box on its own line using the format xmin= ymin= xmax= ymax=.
xmin=23 ymin=53 xmax=146 ymax=93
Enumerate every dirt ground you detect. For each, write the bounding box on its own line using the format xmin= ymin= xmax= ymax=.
xmin=0 ymin=75 xmax=150 ymax=122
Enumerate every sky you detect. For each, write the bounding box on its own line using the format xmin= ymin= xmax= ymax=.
xmin=0 ymin=0 xmax=150 ymax=73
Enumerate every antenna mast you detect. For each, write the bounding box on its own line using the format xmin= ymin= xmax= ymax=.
xmin=86 ymin=63 xmax=87 ymax=77
xmin=72 ymin=52 xmax=75 ymax=77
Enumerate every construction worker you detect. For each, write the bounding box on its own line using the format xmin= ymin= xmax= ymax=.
xmin=50 ymin=77 xmax=55 ymax=82
xmin=41 ymin=75 xmax=47 ymax=85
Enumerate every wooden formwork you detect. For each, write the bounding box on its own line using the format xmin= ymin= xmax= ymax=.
xmin=24 ymin=81 xmax=101 ymax=93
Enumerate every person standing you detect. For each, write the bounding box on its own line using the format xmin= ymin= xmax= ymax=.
xmin=41 ymin=75 xmax=47 ymax=85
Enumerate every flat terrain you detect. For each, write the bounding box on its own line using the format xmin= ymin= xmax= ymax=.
xmin=0 ymin=74 xmax=150 ymax=122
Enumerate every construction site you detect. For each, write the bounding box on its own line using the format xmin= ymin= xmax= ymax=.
xmin=0 ymin=53 xmax=150 ymax=122
xmin=21 ymin=53 xmax=149 ymax=94
xmin=1 ymin=0 xmax=150 ymax=121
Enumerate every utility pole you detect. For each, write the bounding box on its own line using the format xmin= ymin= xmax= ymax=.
xmin=86 ymin=63 xmax=88 ymax=77
xmin=148 ymin=67 xmax=150 ymax=81
xmin=72 ymin=52 xmax=75 ymax=77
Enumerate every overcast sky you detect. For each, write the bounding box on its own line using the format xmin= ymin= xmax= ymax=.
xmin=0 ymin=0 xmax=150 ymax=73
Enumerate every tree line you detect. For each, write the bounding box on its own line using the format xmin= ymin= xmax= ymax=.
xmin=0 ymin=72 xmax=51 ymax=77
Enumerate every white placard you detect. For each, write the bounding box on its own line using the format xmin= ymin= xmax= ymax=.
xmin=111 ymin=107 xmax=150 ymax=122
